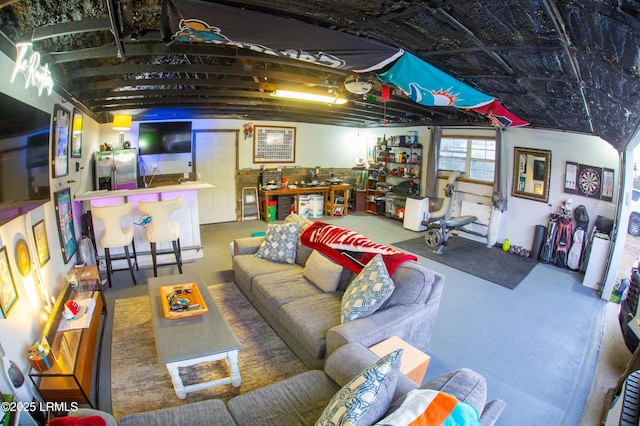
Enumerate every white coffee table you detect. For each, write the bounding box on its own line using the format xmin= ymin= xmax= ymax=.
xmin=148 ymin=273 xmax=242 ymax=399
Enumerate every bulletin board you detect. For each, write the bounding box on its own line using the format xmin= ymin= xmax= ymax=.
xmin=253 ymin=126 xmax=296 ymax=163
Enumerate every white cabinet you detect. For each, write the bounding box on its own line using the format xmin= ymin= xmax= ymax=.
xmin=583 ymin=233 xmax=611 ymax=290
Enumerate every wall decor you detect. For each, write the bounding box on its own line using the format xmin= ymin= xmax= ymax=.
xmin=52 ymin=104 xmax=70 ymax=177
xmin=32 ymin=220 xmax=50 ymax=267
xmin=14 ymin=238 xmax=31 ymax=278
xmin=511 ymin=147 xmax=551 ymax=203
xmin=253 ymin=126 xmax=296 ymax=163
xmin=0 ymin=246 xmax=18 ymax=318
xmin=70 ymin=109 xmax=82 ymax=158
xmin=564 ymin=161 xmax=614 ymax=202
xmin=54 ymin=188 xmax=77 ymax=264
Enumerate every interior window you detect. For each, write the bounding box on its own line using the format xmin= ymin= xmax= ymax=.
xmin=439 ymin=137 xmax=496 ymax=182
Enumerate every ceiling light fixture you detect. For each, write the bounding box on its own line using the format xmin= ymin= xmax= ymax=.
xmin=344 ymin=75 xmax=373 ymax=95
xmin=271 ymin=90 xmax=347 ymax=105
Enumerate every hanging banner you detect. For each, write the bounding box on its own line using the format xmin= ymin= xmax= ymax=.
xmin=161 ymin=0 xmax=404 ymax=72
xmin=378 ymin=51 xmax=493 ymax=109
xmin=470 ymin=100 xmax=529 ymax=128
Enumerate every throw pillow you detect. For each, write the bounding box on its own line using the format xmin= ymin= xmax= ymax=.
xmin=341 ymin=254 xmax=395 ymax=323
xmin=374 ymin=388 xmax=480 ymax=426
xmin=255 ymin=222 xmax=299 ymax=264
xmin=284 ymin=213 xmax=314 ymax=235
xmin=316 ymin=349 xmax=403 ymax=426
xmin=304 ymin=250 xmax=344 ymax=292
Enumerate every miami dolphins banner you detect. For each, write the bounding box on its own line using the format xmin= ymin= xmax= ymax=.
xmin=161 ymin=0 xmax=404 ymax=72
xmin=470 ymin=100 xmax=529 ymax=127
xmin=378 ymin=52 xmax=493 ymax=109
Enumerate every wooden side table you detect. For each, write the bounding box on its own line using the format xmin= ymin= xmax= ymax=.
xmin=370 ymin=336 xmax=431 ymax=385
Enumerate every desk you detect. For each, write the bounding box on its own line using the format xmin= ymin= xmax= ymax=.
xmin=29 ymin=282 xmax=105 ymax=408
xmin=259 ymin=187 xmax=330 ymax=221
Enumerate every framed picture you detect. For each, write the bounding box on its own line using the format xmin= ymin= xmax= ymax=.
xmin=52 ymin=104 xmax=70 ymax=177
xmin=32 ymin=219 xmax=50 ymax=267
xmin=0 ymin=246 xmax=18 ymax=318
xmin=253 ymin=126 xmax=296 ymax=163
xmin=14 ymin=238 xmax=31 ymax=278
xmin=54 ymin=188 xmax=77 ymax=264
xmin=70 ymin=109 xmax=83 ymax=158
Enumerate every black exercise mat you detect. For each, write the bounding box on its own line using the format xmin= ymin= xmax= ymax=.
xmin=392 ymin=235 xmax=537 ymax=289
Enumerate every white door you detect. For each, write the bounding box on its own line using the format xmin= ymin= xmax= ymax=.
xmin=195 ymin=130 xmax=237 ymax=224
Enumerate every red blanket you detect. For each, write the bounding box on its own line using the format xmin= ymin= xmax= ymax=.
xmin=300 ymin=222 xmax=417 ymax=275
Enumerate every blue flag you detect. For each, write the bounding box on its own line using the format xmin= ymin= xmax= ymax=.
xmin=378 ymin=52 xmax=493 ymax=108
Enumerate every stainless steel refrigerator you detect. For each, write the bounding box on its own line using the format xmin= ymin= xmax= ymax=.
xmin=95 ymin=149 xmax=139 ymax=190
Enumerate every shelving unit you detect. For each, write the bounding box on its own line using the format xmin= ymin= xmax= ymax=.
xmin=367 ymin=134 xmax=422 ymax=219
xmin=325 ymin=184 xmax=350 ymax=216
xmin=365 ymin=169 xmax=386 ymax=215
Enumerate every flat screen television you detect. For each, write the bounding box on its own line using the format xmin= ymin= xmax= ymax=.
xmin=138 ymin=121 xmax=193 ymax=155
xmin=0 ymin=92 xmax=51 ymax=226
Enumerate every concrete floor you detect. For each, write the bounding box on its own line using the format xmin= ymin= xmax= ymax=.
xmin=96 ymin=213 xmax=632 ymax=425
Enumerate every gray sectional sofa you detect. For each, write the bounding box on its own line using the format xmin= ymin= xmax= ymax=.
xmin=231 ymin=218 xmax=445 ymax=369
xmin=73 ymin=342 xmax=505 ymax=425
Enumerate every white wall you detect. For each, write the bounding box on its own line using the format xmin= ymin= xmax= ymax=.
xmin=0 ymin=51 xmax=87 ymax=400
xmin=500 ymin=127 xmax=618 ymax=249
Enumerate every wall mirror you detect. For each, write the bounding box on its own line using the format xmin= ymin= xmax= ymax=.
xmin=512 ymin=147 xmax=551 ymax=203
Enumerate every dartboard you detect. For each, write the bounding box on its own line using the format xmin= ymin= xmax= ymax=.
xmin=578 ymin=167 xmax=601 ymax=196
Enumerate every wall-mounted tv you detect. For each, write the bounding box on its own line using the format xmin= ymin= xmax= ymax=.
xmin=0 ymin=92 xmax=51 ymax=226
xmin=138 ymin=121 xmax=193 ymax=155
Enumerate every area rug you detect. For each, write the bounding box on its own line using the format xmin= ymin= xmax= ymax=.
xmin=111 ymin=282 xmax=307 ymax=420
xmin=392 ymin=235 xmax=537 ymax=289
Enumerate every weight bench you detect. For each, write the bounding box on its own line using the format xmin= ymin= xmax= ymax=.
xmin=422 ymin=215 xmax=479 ymax=254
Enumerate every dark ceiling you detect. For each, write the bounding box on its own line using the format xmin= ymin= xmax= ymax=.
xmin=1 ymin=0 xmax=640 ymax=151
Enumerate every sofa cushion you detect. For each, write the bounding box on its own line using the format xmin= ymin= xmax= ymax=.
xmin=341 ymin=254 xmax=395 ymax=323
xmin=118 ymin=399 xmax=235 ymax=426
xmin=252 ymin=270 xmax=323 ymax=319
xmin=316 ymin=349 xmax=403 ymax=426
xmin=382 ymin=261 xmax=437 ymax=308
xmin=227 ymin=370 xmax=338 ymax=425
xmin=304 ymin=250 xmax=344 ymax=292
xmin=296 ymin=241 xmax=314 ymax=266
xmin=233 ymin=254 xmax=301 ymax=293
xmin=279 ymin=293 xmax=342 ymax=359
xmin=375 ymin=389 xmax=480 ymax=425
xmin=255 ymin=222 xmax=299 ymax=264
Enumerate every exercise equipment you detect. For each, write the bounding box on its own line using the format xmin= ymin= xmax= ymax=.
xmin=420 ymin=171 xmax=482 ymax=254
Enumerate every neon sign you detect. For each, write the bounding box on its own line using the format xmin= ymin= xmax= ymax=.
xmin=10 ymin=43 xmax=54 ymax=96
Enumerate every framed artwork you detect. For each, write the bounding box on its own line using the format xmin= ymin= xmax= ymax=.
xmin=52 ymin=104 xmax=70 ymax=177
xmin=253 ymin=125 xmax=296 ymax=163
xmin=32 ymin=219 xmax=50 ymax=267
xmin=14 ymin=238 xmax=31 ymax=278
xmin=70 ymin=109 xmax=83 ymax=158
xmin=54 ymin=188 xmax=77 ymax=264
xmin=0 ymin=246 xmax=18 ymax=318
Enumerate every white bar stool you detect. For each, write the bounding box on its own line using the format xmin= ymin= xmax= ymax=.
xmin=91 ymin=203 xmax=138 ymax=287
xmin=138 ymin=197 xmax=183 ymax=277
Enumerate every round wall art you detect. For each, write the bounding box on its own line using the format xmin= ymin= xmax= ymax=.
xmin=15 ymin=238 xmax=31 ymax=277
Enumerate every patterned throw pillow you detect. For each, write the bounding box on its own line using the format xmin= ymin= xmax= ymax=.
xmin=255 ymin=222 xmax=299 ymax=264
xmin=316 ymin=349 xmax=403 ymax=426
xmin=374 ymin=388 xmax=480 ymax=426
xmin=341 ymin=254 xmax=395 ymax=323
